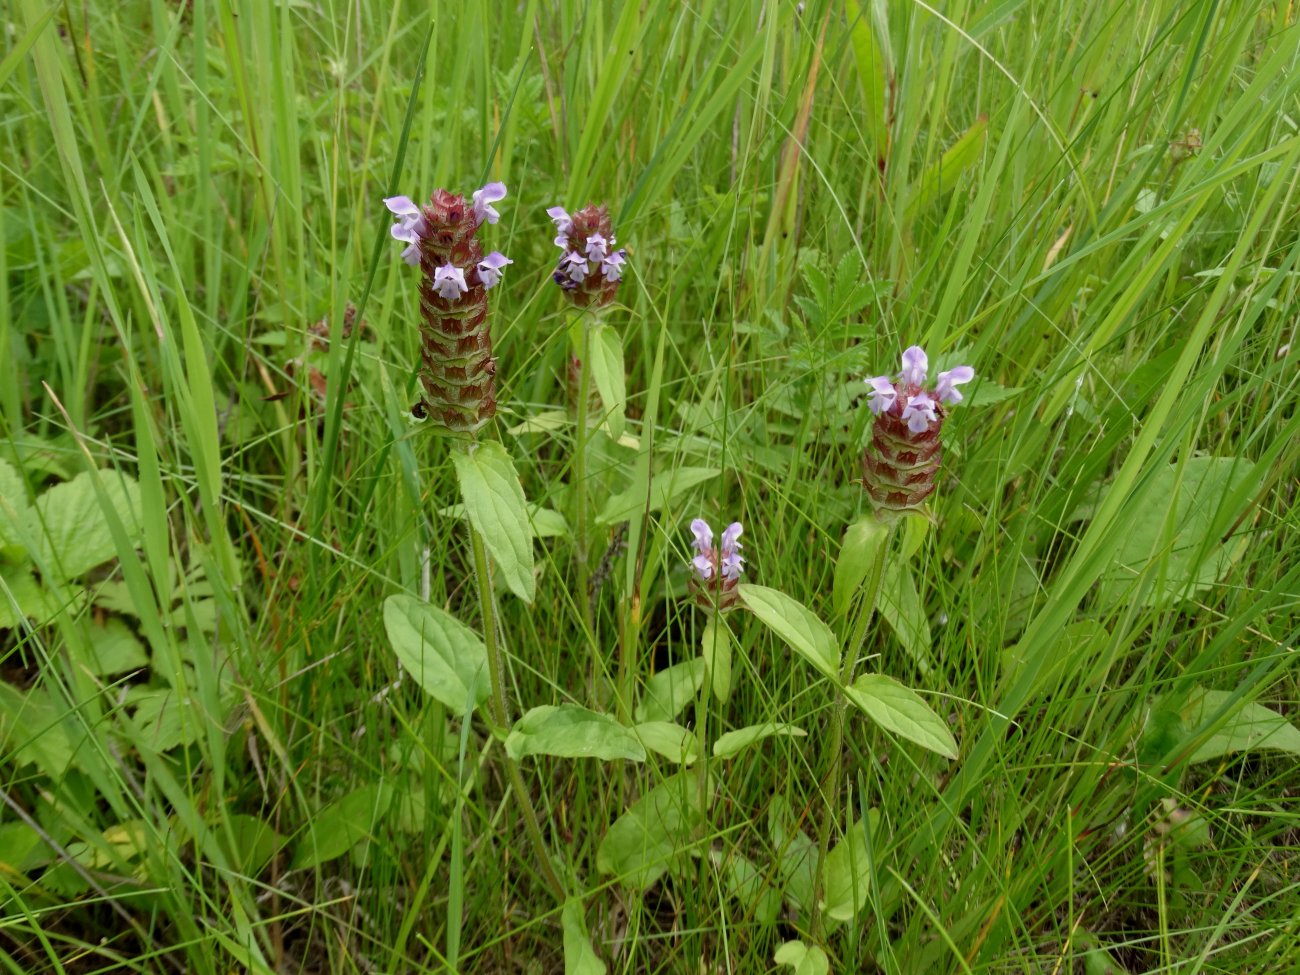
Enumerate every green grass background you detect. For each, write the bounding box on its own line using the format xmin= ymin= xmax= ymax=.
xmin=2 ymin=0 xmax=1298 ymax=972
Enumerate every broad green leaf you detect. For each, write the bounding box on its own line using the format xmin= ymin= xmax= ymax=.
xmin=711 ymin=849 xmax=781 ymax=925
xmin=384 ymin=595 xmax=489 ymax=716
xmin=844 ymin=674 xmax=958 ymax=759
xmin=739 ymin=584 xmax=839 ymax=679
xmin=702 ymin=615 xmax=733 ymax=703
xmin=437 ymin=502 xmax=569 ymax=539
xmin=0 ymin=567 xmax=71 ymax=629
xmin=450 ymin=442 xmax=535 ymax=603
xmin=596 ymin=771 xmax=709 ymax=889
xmin=823 ymin=811 xmax=881 ymax=921
xmin=833 ymin=516 xmax=889 ymax=616
xmin=34 ymin=471 xmax=142 ymax=579
xmin=83 ymin=618 xmax=149 ymax=676
xmin=1096 ymin=457 xmax=1252 ymax=609
xmin=562 ymin=899 xmax=606 ymax=975
xmin=588 ymin=322 xmax=627 ymax=439
xmin=634 ymin=721 xmax=698 ymax=764
xmin=1179 ymin=689 xmax=1300 ymax=764
xmin=904 ymin=114 xmax=989 ymax=221
xmin=879 ymin=561 xmax=933 ymax=671
xmin=774 ymin=940 xmax=830 ymax=975
xmin=505 ymin=705 xmax=646 ymax=762
xmin=634 ymin=658 xmax=706 ymax=724
xmin=0 ymin=457 xmax=34 ymax=560
xmin=291 ymin=782 xmax=393 ymax=870
xmin=596 ymin=466 xmax=719 ymax=525
xmin=129 ymin=687 xmax=213 ymax=751
xmin=0 ymin=683 xmax=85 ymax=777
xmin=713 ymin=723 xmax=806 ymax=759
xmin=0 ymin=820 xmax=47 ymax=873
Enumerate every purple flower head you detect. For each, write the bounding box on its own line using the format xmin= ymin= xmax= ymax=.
xmin=900 ymin=346 xmax=928 ymax=388
xmin=866 ymin=376 xmax=897 ymax=416
xmin=432 ymin=264 xmax=468 ymax=301
xmin=601 ymin=250 xmax=627 ymax=282
xmin=901 ymin=393 xmax=937 ymax=433
xmin=935 ymin=366 xmax=975 ymax=404
xmin=688 ymin=518 xmax=745 ymax=589
xmin=477 ymin=251 xmax=512 ymax=290
xmin=472 ymin=182 xmax=507 ymax=226
xmin=547 ymin=206 xmax=572 ymax=248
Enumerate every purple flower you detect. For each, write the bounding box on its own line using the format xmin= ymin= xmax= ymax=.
xmin=935 ymin=366 xmax=975 ymax=404
xmin=719 ymin=522 xmax=744 ymax=581
xmin=560 ymin=251 xmax=590 ymax=284
xmin=384 ymin=195 xmax=427 ymax=265
xmin=900 ymin=346 xmax=928 ymax=388
xmin=547 ymin=206 xmax=572 ymax=248
xmin=432 ymin=264 xmax=468 ymax=301
xmin=601 ymin=250 xmax=626 ymax=282
xmin=901 ymin=393 xmax=937 ymax=433
xmin=472 ymin=182 xmax=507 ymax=226
xmin=585 ymin=233 xmax=609 ymax=262
xmin=477 ymin=251 xmax=512 ymax=290
xmin=866 ymin=376 xmax=897 ymax=415
xmin=689 ymin=518 xmax=744 ymax=584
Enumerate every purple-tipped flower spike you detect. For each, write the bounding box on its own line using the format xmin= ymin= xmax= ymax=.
xmin=472 ymin=182 xmax=507 ymax=226
xmin=688 ymin=518 xmax=744 ymax=611
xmin=385 ymin=186 xmax=510 ymax=434
xmin=862 ymin=345 xmax=974 ymax=516
xmin=547 ymin=203 xmax=627 ymax=309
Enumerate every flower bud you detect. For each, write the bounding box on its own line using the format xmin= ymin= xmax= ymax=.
xmin=687 ymin=519 xmax=744 ymax=612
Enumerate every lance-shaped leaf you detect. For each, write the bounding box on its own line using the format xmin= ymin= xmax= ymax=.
xmin=739 ymin=584 xmax=839 ymax=679
xmin=450 ymin=442 xmax=536 ymax=602
xmin=596 ymin=771 xmax=710 ymax=890
xmin=844 ymin=674 xmax=958 ymax=759
xmin=634 ymin=658 xmax=706 ymax=724
xmin=505 ymin=705 xmax=646 ymax=762
xmin=587 ymin=322 xmax=627 ymax=439
xmin=384 ymin=595 xmax=489 ymax=716
xmin=904 ymin=115 xmax=988 ymax=221
xmin=713 ymin=723 xmax=806 ymax=759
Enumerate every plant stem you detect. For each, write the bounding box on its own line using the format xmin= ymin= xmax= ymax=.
xmin=467 ymin=517 xmax=567 ymax=902
xmin=811 ymin=523 xmax=891 ymax=940
xmin=572 ymin=315 xmax=596 ymax=649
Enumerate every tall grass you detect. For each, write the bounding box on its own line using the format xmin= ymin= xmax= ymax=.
xmin=2 ymin=1 xmax=1298 ymax=972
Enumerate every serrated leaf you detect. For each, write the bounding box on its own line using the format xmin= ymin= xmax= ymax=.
xmin=562 ymin=899 xmax=606 ymax=974
xmin=844 ymin=674 xmax=957 ymax=759
xmin=0 ymin=567 xmax=72 ymax=629
xmin=702 ymin=616 xmax=733 ymax=703
xmin=450 ymin=442 xmax=535 ymax=602
xmin=34 ymin=471 xmax=142 ymax=579
xmin=879 ymin=561 xmax=933 ymax=671
xmin=739 ymin=584 xmax=839 ymax=679
xmin=596 ymin=771 xmax=709 ymax=889
xmin=634 ymin=658 xmax=706 ymax=724
xmin=383 ymin=594 xmax=489 ymax=716
xmin=1178 ymin=689 xmax=1300 ymax=764
xmin=0 ymin=683 xmax=83 ymax=777
xmin=291 ymin=782 xmax=393 ymax=870
xmin=596 ymin=466 xmax=720 ymax=525
xmin=83 ymin=618 xmax=149 ymax=675
xmin=1096 ymin=457 xmax=1252 ymax=610
xmin=713 ymin=722 xmax=806 ymax=759
xmin=505 ymin=705 xmax=646 ymax=762
xmin=634 ymin=721 xmax=698 ymax=764
xmin=823 ymin=811 xmax=881 ymax=921
xmin=588 ymin=323 xmax=627 ymax=439
xmin=833 ymin=516 xmax=889 ymax=616
xmin=129 ymin=687 xmax=217 ymax=751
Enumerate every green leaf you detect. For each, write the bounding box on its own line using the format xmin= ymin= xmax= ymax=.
xmin=768 ymin=796 xmax=816 ymax=914
xmin=291 ymin=782 xmax=393 ymax=870
xmin=823 ymin=811 xmax=881 ymax=921
xmin=713 ymin=722 xmax=806 ymax=759
xmin=634 ymin=658 xmax=706 ymax=724
xmin=0 ymin=458 xmax=34 ymax=560
xmin=904 ymin=114 xmax=988 ymax=221
xmin=738 ymin=584 xmax=839 ymax=679
xmin=596 ymin=466 xmax=720 ymax=525
xmin=845 ymin=0 xmax=893 ymax=170
xmin=221 ymin=814 xmax=287 ymax=876
xmin=596 ymin=771 xmax=709 ymax=890
xmin=1177 ymin=688 xmax=1300 ymax=765
xmin=898 ymin=510 xmax=930 ymax=561
xmin=0 ymin=683 xmax=84 ymax=777
xmin=505 ymin=705 xmax=646 ymax=762
xmin=844 ymin=674 xmax=958 ymax=759
xmin=774 ymin=940 xmax=830 ymax=975
xmin=711 ymin=849 xmax=782 ymax=925
xmin=34 ymin=471 xmax=142 ymax=579
xmin=633 ymin=721 xmax=698 ymax=764
xmin=702 ymin=616 xmax=733 ymax=703
xmin=833 ymin=516 xmax=889 ymax=616
xmin=450 ymin=442 xmax=535 ymax=603
xmin=437 ymin=502 xmax=569 ymax=539
xmin=588 ymin=322 xmax=627 ymax=439
xmin=0 ymin=567 xmax=71 ymax=629
xmin=1095 ymin=457 xmax=1252 ymax=609
xmin=84 ymin=618 xmax=149 ymax=675
xmin=879 ymin=561 xmax=933 ymax=671
xmin=562 ymin=900 xmax=606 ymax=975
xmin=129 ymin=687 xmax=213 ymax=751
xmin=383 ymin=595 xmax=489 ymax=716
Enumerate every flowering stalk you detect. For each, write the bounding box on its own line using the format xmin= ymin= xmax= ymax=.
xmin=863 ymin=345 xmax=974 ymax=518
xmin=547 ymin=203 xmax=628 ymax=642
xmin=385 ymin=183 xmax=513 ymax=435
